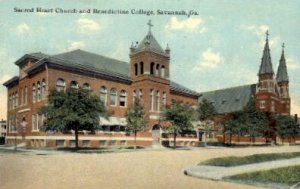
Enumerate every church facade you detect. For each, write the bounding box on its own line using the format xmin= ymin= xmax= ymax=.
xmin=200 ymin=31 xmax=291 ymax=142
xmin=3 ymin=21 xmax=200 ymax=148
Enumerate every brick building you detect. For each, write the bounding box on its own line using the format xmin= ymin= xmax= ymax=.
xmin=3 ymin=21 xmax=200 ymax=148
xmin=200 ymin=31 xmax=291 ymax=142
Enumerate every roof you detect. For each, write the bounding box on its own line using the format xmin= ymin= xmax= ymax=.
xmin=200 ymin=84 xmax=257 ymax=114
xmin=5 ymin=49 xmax=199 ymax=97
xmin=15 ymin=52 xmax=48 ymax=66
xmin=276 ymin=49 xmax=289 ymax=82
xmin=259 ymin=39 xmax=274 ymax=75
xmin=133 ymin=31 xmax=166 ymax=55
xmin=2 ymin=76 xmax=19 ymax=87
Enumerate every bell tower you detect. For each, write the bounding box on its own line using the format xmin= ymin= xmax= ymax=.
xmin=129 ymin=20 xmax=171 ymax=128
xmin=276 ymin=43 xmax=290 ymax=114
xmin=256 ymin=30 xmax=277 ymax=112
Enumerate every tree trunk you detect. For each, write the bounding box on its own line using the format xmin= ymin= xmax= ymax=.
xmin=75 ymin=129 xmax=79 ymax=149
xmin=134 ymin=131 xmax=137 ymax=150
xmin=173 ymin=133 xmax=177 ymax=149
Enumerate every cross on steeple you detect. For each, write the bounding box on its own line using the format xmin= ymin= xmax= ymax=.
xmin=266 ymin=30 xmax=269 ymax=40
xmin=282 ymin=42 xmax=285 ymax=49
xmin=147 ymin=20 xmax=153 ymax=32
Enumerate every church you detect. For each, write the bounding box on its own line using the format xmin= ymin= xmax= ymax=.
xmin=200 ymin=31 xmax=291 ymax=142
xmin=3 ymin=21 xmax=201 ymax=148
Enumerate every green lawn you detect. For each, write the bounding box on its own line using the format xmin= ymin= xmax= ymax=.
xmin=199 ymin=152 xmax=300 ymax=167
xmin=226 ymin=165 xmax=300 ymax=186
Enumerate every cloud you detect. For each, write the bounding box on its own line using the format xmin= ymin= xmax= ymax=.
xmin=108 ymin=43 xmax=128 ymax=62
xmin=16 ymin=23 xmax=30 ymax=34
xmin=77 ymin=18 xmax=101 ymax=32
xmin=287 ymin=58 xmax=300 ymax=70
xmin=244 ymin=24 xmax=269 ymax=38
xmin=0 ymin=74 xmax=12 ymax=84
xmin=194 ymin=48 xmax=223 ymax=71
xmin=165 ymin=17 xmax=205 ymax=32
xmin=67 ymin=41 xmax=86 ymax=51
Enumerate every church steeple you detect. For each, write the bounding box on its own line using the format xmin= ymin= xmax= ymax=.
xmin=276 ymin=43 xmax=289 ymax=83
xmin=258 ymin=30 xmax=274 ymax=75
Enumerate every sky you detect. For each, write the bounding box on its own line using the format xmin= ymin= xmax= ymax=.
xmin=0 ymin=0 xmax=299 ymax=119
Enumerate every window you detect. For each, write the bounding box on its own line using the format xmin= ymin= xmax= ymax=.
xmin=150 ymin=62 xmax=155 ymax=75
xmin=163 ymin=92 xmax=167 ymax=106
xmin=260 ymin=100 xmax=266 ymax=109
xmin=139 ymin=89 xmax=143 ymax=99
xmin=134 ymin=63 xmax=138 ymax=76
xmin=156 ymin=64 xmax=160 ymax=76
xmin=99 ymin=86 xmax=107 ymax=105
xmin=15 ymin=92 xmax=18 ymax=107
xmin=32 ymin=84 xmax=36 ymax=102
xmin=133 ymin=90 xmax=137 ymax=104
xmin=24 ymin=86 xmax=28 ymax=105
xmin=140 ymin=62 xmax=144 ymax=75
xmin=37 ymin=81 xmax=41 ymax=101
xmin=20 ymin=88 xmax=23 ymax=105
xmin=110 ymin=88 xmax=117 ymax=106
xmin=41 ymin=79 xmax=46 ymax=99
xmin=56 ymin=79 xmax=65 ymax=92
xmin=70 ymin=81 xmax=78 ymax=89
xmin=156 ymin=91 xmax=160 ymax=112
xmin=119 ymin=90 xmax=126 ymax=107
xmin=82 ymin=83 xmax=90 ymax=91
xmin=8 ymin=94 xmax=11 ymax=110
xmin=32 ymin=114 xmax=38 ymax=131
xmin=271 ymin=101 xmax=275 ymax=112
xmin=149 ymin=89 xmax=154 ymax=111
xmin=161 ymin=65 xmax=165 ymax=78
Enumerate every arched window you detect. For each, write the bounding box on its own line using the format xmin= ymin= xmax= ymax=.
xmin=139 ymin=89 xmax=143 ymax=99
xmin=8 ymin=94 xmax=11 ymax=110
xmin=156 ymin=64 xmax=160 ymax=76
xmin=119 ymin=90 xmax=127 ymax=107
xmin=24 ymin=86 xmax=28 ymax=105
xmin=161 ymin=65 xmax=165 ymax=78
xmin=133 ymin=90 xmax=137 ymax=104
xmin=70 ymin=81 xmax=78 ymax=89
xmin=156 ymin=91 xmax=160 ymax=112
xmin=162 ymin=92 xmax=167 ymax=106
xmin=56 ymin=79 xmax=65 ymax=92
xmin=110 ymin=88 xmax=117 ymax=106
xmin=140 ymin=62 xmax=144 ymax=75
xmin=82 ymin=83 xmax=90 ymax=91
xmin=41 ymin=79 xmax=46 ymax=99
xmin=99 ymin=86 xmax=107 ymax=105
xmin=149 ymin=89 xmax=154 ymax=111
xmin=15 ymin=92 xmax=18 ymax=107
xmin=32 ymin=84 xmax=36 ymax=102
xmin=20 ymin=88 xmax=23 ymax=105
xmin=150 ymin=62 xmax=155 ymax=75
xmin=37 ymin=81 xmax=41 ymax=101
xmin=134 ymin=63 xmax=138 ymax=76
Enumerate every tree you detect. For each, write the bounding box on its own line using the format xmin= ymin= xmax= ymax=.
xmin=197 ymin=98 xmax=216 ymax=146
xmin=42 ymin=88 xmax=106 ymax=149
xmin=125 ymin=99 xmax=146 ymax=149
xmin=276 ymin=114 xmax=298 ymax=144
xmin=163 ymin=102 xmax=195 ymax=148
xmin=242 ymin=97 xmax=268 ymax=144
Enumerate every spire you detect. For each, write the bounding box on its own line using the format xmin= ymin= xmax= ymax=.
xmin=258 ymin=30 xmax=274 ymax=75
xmin=276 ymin=43 xmax=289 ymax=82
xmin=133 ymin=20 xmax=165 ymax=55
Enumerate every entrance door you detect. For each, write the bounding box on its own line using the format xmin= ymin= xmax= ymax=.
xmin=152 ymin=124 xmax=161 ymax=145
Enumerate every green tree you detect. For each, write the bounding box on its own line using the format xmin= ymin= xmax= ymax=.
xmin=197 ymin=98 xmax=216 ymax=146
xmin=163 ymin=102 xmax=195 ymax=148
xmin=276 ymin=114 xmax=298 ymax=144
xmin=125 ymin=99 xmax=146 ymax=149
xmin=42 ymin=88 xmax=106 ymax=149
xmin=242 ymin=98 xmax=269 ymax=144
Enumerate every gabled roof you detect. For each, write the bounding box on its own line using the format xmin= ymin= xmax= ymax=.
xmin=200 ymin=84 xmax=257 ymax=114
xmin=15 ymin=52 xmax=49 ymax=66
xmin=2 ymin=76 xmax=19 ymax=87
xmin=259 ymin=38 xmax=274 ymax=75
xmin=9 ymin=49 xmax=199 ymax=97
xmin=276 ymin=47 xmax=289 ymax=82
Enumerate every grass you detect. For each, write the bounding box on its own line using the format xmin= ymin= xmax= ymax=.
xmin=225 ymin=165 xmax=300 ymax=186
xmin=199 ymin=152 xmax=300 ymax=167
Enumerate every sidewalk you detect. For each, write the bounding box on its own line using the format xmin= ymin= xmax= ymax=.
xmin=185 ymin=157 xmax=300 ymax=180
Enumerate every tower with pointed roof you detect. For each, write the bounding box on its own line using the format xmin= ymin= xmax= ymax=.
xmin=276 ymin=43 xmax=290 ymax=114
xmin=129 ymin=20 xmax=171 ymax=128
xmin=255 ymin=31 xmax=290 ymax=115
xmin=256 ymin=31 xmax=278 ymax=112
